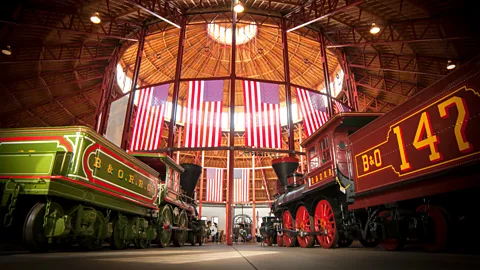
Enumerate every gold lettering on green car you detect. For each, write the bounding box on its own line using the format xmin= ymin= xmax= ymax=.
xmin=94 ymin=157 xmax=102 ymax=169
xmin=107 ymin=164 xmax=114 ymax=174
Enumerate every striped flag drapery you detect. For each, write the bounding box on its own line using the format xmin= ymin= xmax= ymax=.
xmin=130 ymin=85 xmax=169 ymax=151
xmin=234 ymin=168 xmax=249 ymax=203
xmin=296 ymin=88 xmax=329 ymax=137
xmin=206 ymin=168 xmax=224 ymax=202
xmin=333 ymin=100 xmax=352 ymax=114
xmin=184 ymin=80 xmax=224 ymax=148
xmin=242 ymin=81 xmax=282 ymax=149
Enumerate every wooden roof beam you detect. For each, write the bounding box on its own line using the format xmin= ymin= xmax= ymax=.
xmin=0 ymin=20 xmax=138 ymax=42
xmin=124 ymin=0 xmax=182 ymax=29
xmin=285 ymin=0 xmax=365 ymax=32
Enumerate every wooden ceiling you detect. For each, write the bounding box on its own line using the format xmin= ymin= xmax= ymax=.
xmin=120 ymin=22 xmax=340 ymax=107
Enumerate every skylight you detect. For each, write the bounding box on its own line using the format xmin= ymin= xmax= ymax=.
xmin=207 ymin=23 xmax=257 ymax=45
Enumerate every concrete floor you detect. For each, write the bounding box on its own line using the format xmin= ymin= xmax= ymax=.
xmin=1 ymin=242 xmax=480 ymax=270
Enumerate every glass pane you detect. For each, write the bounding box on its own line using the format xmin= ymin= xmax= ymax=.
xmin=308 ymin=146 xmax=318 ymax=169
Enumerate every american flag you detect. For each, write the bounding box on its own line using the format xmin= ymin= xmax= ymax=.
xmin=333 ymin=100 xmax=352 ymax=114
xmin=129 ymin=85 xmax=169 ymax=151
xmin=184 ymin=80 xmax=224 ymax=148
xmin=234 ymin=168 xmax=249 ymax=203
xmin=296 ymin=88 xmax=329 ymax=137
xmin=206 ymin=168 xmax=224 ymax=202
xmin=242 ymin=81 xmax=282 ymax=149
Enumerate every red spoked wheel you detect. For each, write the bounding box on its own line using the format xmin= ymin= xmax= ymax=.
xmin=378 ymin=211 xmax=404 ymax=251
xmin=295 ymin=206 xmax=315 ymax=248
xmin=416 ymin=205 xmax=448 ymax=252
xmin=282 ymin=210 xmax=297 ymax=247
xmin=314 ymin=199 xmax=339 ymax=249
xmin=276 ymin=234 xmax=283 ymax=247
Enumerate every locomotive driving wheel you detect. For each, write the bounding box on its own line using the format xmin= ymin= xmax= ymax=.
xmin=276 ymin=234 xmax=283 ymax=247
xmin=282 ymin=210 xmax=297 ymax=247
xmin=295 ymin=206 xmax=315 ymax=248
xmin=378 ymin=211 xmax=404 ymax=251
xmin=173 ymin=211 xmax=188 ymax=247
xmin=157 ymin=207 xmax=173 ymax=248
xmin=314 ymin=199 xmax=339 ymax=249
xmin=111 ymin=215 xmax=128 ymax=250
xmin=416 ymin=205 xmax=448 ymax=252
xmin=24 ymin=202 xmax=63 ymax=252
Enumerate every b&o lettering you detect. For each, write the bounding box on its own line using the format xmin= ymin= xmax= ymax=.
xmin=362 ymin=154 xmax=370 ymax=172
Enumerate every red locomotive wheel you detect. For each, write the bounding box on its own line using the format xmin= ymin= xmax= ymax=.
xmin=295 ymin=206 xmax=315 ymax=248
xmin=416 ymin=205 xmax=448 ymax=252
xmin=282 ymin=210 xmax=297 ymax=247
xmin=314 ymin=199 xmax=339 ymax=249
xmin=378 ymin=211 xmax=404 ymax=251
xmin=276 ymin=234 xmax=283 ymax=247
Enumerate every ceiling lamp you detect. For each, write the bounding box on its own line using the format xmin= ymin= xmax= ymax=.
xmin=447 ymin=60 xmax=456 ymax=70
xmin=370 ymin=23 xmax=380 ymax=34
xmin=234 ymin=1 xmax=244 ymax=13
xmin=1 ymin=45 xmax=12 ymax=56
xmin=90 ymin=12 xmax=101 ymax=24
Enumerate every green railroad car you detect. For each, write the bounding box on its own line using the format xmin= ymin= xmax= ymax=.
xmin=0 ymin=126 xmax=204 ymax=252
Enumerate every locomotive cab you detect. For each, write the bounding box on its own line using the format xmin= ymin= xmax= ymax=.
xmin=302 ymin=113 xmax=382 ymax=202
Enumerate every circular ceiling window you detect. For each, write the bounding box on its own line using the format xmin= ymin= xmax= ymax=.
xmin=207 ymin=22 xmax=257 ymax=45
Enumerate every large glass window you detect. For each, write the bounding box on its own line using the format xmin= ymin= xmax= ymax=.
xmin=320 ymin=137 xmax=331 ymax=164
xmin=308 ymin=146 xmax=319 ymax=170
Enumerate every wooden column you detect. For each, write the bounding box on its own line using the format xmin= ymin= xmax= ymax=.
xmin=281 ymin=19 xmax=294 ymax=154
xmin=167 ymin=16 xmax=187 ymax=157
xmin=318 ymin=33 xmax=334 ymax=118
xmin=226 ymin=6 xmax=237 ymax=246
xmin=121 ymin=28 xmax=147 ymax=150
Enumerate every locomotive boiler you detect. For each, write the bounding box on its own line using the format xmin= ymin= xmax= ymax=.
xmin=0 ymin=126 xmax=204 ymax=251
xmin=261 ymin=55 xmax=480 ymax=252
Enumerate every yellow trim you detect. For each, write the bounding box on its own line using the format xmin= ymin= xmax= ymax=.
xmin=354 ymin=85 xmax=479 ymax=178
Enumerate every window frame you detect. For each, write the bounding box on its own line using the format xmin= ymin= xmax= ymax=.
xmin=307 ymin=145 xmax=319 ymax=171
xmin=319 ymin=136 xmax=331 ymax=165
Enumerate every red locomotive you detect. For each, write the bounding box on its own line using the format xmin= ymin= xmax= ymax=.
xmin=260 ymin=55 xmax=480 ymax=252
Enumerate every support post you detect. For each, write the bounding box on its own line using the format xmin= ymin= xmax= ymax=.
xmin=299 ymin=124 xmax=304 ymax=173
xmin=168 ymin=16 xmax=187 ymax=157
xmin=121 ymin=28 xmax=147 ymax=150
xmin=226 ymin=5 xmax=237 ymax=246
xmin=199 ymin=151 xmax=205 ymax=217
xmin=251 ymin=154 xmax=256 ymax=242
xmin=281 ymin=19 xmax=295 ymax=155
xmin=319 ymin=33 xmax=334 ymax=117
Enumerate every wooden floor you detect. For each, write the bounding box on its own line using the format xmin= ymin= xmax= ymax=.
xmin=1 ymin=242 xmax=480 ymax=270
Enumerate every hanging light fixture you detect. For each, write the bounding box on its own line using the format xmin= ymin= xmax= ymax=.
xmin=234 ymin=1 xmax=245 ymax=13
xmin=370 ymin=23 xmax=380 ymax=34
xmin=446 ymin=60 xmax=456 ymax=70
xmin=90 ymin=12 xmax=101 ymax=24
xmin=1 ymin=45 xmax=12 ymax=56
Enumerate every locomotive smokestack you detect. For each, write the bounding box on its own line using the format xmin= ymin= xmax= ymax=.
xmin=271 ymin=157 xmax=299 ymax=188
xmin=179 ymin=163 xmax=202 ymax=198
